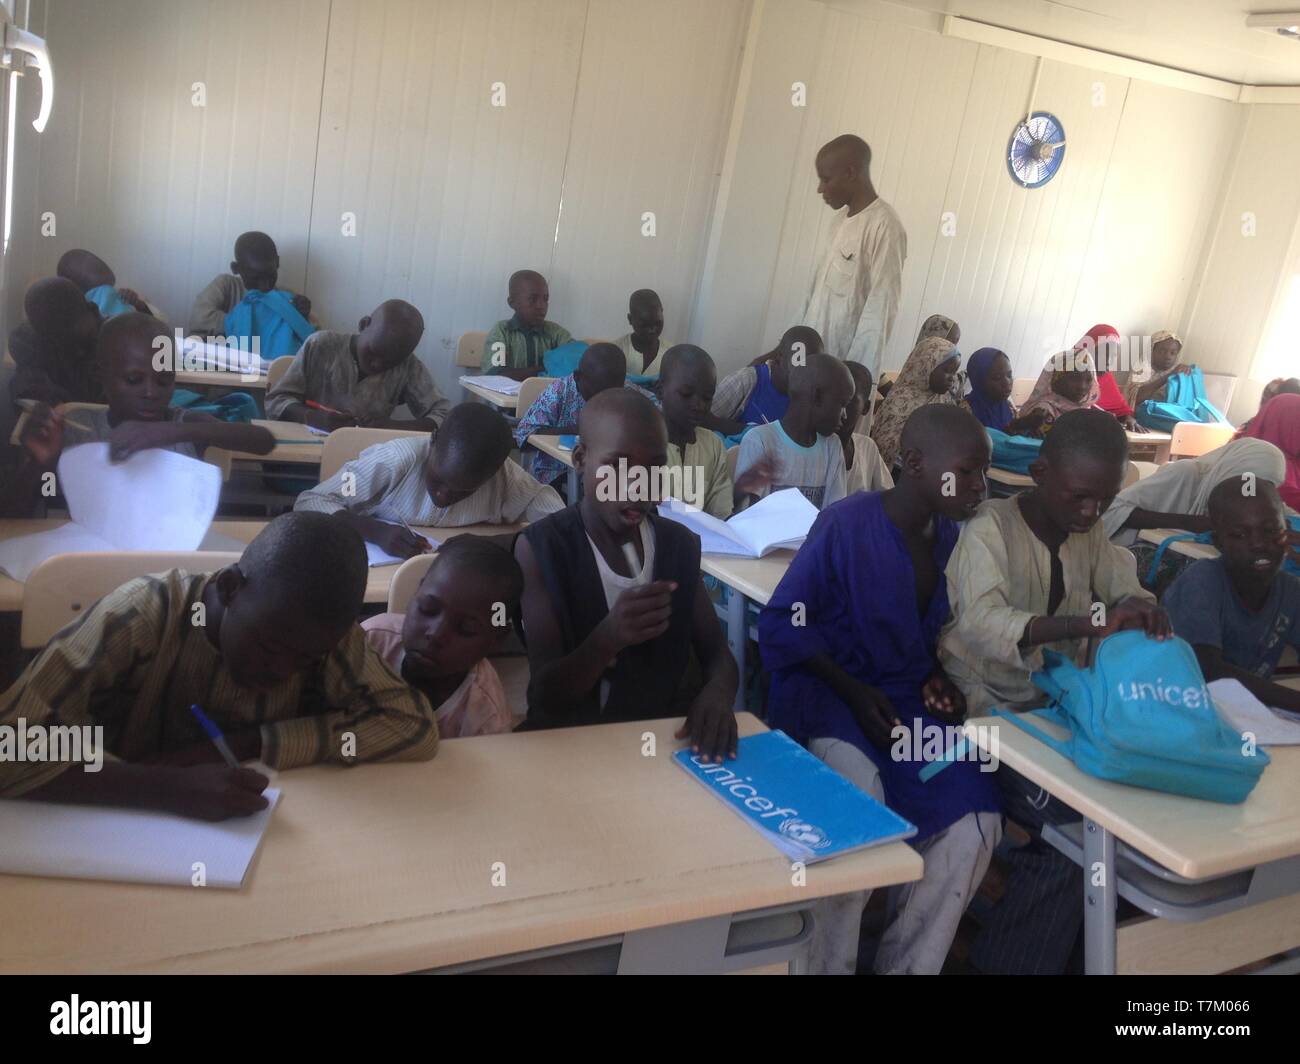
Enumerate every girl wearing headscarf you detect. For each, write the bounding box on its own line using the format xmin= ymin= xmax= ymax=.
xmin=1017 ymin=338 xmax=1101 ymax=435
xmin=1102 ymin=438 xmax=1287 ymax=545
xmin=960 ymin=346 xmax=1046 ymax=436
xmin=870 ymin=336 xmax=960 ymax=469
xmin=1074 ymin=323 xmax=1142 ymax=428
xmin=916 ymin=314 xmax=964 ymax=400
xmin=1131 ymin=330 xmax=1185 ymax=408
xmin=1239 ymin=393 xmax=1300 ymax=510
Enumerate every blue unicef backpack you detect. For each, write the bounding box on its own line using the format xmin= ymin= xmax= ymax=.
xmin=224 ymin=289 xmax=315 ymax=359
xmin=1136 ymin=366 xmax=1230 ymax=432
xmin=994 ymin=630 xmax=1269 ymax=803
xmin=986 ymin=428 xmax=1042 ymax=474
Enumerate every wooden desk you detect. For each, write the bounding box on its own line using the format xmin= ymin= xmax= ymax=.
xmin=0 ymin=715 xmax=922 ymax=974
xmin=460 ymin=377 xmax=520 ymax=411
xmin=1136 ymin=527 xmax=1218 ymax=561
xmin=224 ymin=419 xmax=327 ymax=465
xmin=527 ymin=433 xmax=579 ymax=505
xmin=176 ymin=369 xmax=268 ymax=391
xmin=1125 ymin=429 xmax=1172 ymax=464
xmin=963 ymin=711 xmax=1300 ymax=974
xmin=0 ymin=520 xmax=525 ymax=613
xmin=702 ymin=551 xmax=794 ymax=710
xmin=987 ymin=467 xmax=1033 ymax=496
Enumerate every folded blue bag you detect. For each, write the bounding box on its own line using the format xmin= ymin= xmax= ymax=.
xmin=1136 ymin=366 xmax=1230 ymax=432
xmin=542 ymin=341 xmax=589 ymax=378
xmin=986 ymin=428 xmax=1043 ymax=474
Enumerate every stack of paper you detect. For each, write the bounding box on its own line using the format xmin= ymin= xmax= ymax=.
xmin=658 ymin=487 xmax=818 ymax=557
xmin=1208 ymin=678 xmax=1300 ymax=745
xmin=675 ymin=730 xmax=915 ymax=862
xmin=459 ymin=374 xmax=522 ymax=396
xmin=0 ymin=444 xmax=223 ymax=582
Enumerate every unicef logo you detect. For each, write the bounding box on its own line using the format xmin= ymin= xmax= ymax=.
xmin=779 ymin=817 xmax=830 ymax=850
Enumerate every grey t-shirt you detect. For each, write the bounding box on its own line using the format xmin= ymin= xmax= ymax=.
xmin=1164 ymin=558 xmax=1300 ymax=677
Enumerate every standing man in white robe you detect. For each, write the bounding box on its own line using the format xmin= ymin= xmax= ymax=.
xmin=802 ymin=134 xmax=907 ymax=377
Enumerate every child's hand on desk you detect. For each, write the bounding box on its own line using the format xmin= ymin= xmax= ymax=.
xmin=844 ymin=679 xmax=901 ymax=751
xmin=147 ymin=764 xmax=270 ymax=821
xmin=921 ymin=671 xmax=966 ymax=722
xmin=733 ymin=455 xmax=780 ymax=498
xmin=369 ymin=520 xmax=432 ymax=559
xmin=305 ymin=408 xmax=357 ymax=432
xmin=18 ymin=401 xmax=64 ymax=466
xmin=678 ymin=690 xmax=738 ymax=762
xmin=602 ymin=580 xmax=677 ymax=649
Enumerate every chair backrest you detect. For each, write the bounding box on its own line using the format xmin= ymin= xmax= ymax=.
xmin=1010 ymin=377 xmax=1037 ymax=408
xmin=265 ymin=355 xmax=295 ymax=391
xmin=456 ymin=330 xmax=488 ymax=368
xmin=22 ymin=550 xmax=242 ymax=648
xmin=320 ymin=426 xmax=430 ymax=481
xmin=387 ymin=552 xmax=437 ymax=613
xmin=1128 ymin=460 xmax=1159 ymax=486
xmin=1169 ymin=420 xmax=1235 ymax=460
xmin=516 ymin=376 xmax=556 ymax=420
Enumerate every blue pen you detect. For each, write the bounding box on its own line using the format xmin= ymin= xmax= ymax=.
xmin=189 ymin=703 xmax=240 ymax=769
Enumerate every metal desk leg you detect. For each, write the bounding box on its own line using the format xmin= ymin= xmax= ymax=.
xmin=1083 ymin=817 xmax=1117 ymax=975
xmin=724 ymin=586 xmax=747 ymax=711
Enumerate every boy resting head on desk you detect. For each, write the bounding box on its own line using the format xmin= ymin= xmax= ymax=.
xmin=8 ymin=277 xmax=104 ymax=408
xmin=514 ymin=388 xmax=738 ymax=760
xmin=56 ymin=248 xmax=150 ymax=319
xmin=295 ymin=401 xmax=562 ymax=559
xmin=363 ymin=536 xmax=524 ymax=737
xmin=0 ymin=512 xmax=439 ymax=820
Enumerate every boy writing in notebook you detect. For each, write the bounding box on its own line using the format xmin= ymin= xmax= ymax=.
xmin=362 ymin=536 xmax=524 ymax=738
xmin=760 ymin=405 xmax=1000 ymax=974
xmin=57 ymin=248 xmax=150 ymax=319
xmin=8 ymin=278 xmax=104 ymax=408
xmin=705 ymin=326 xmax=822 ymax=438
xmin=1164 ymin=477 xmax=1300 ymax=713
xmin=512 ymin=342 xmax=653 ymax=486
xmin=187 ymin=230 xmax=312 ymax=336
xmin=265 ymin=299 xmax=449 ymax=431
xmin=938 ymin=408 xmax=1170 ymax=975
xmin=295 ymin=402 xmax=563 ymax=558
xmin=0 ymin=512 xmax=438 ymax=820
xmin=481 ymin=269 xmax=572 ymax=380
xmin=613 ymin=288 xmax=668 ymax=376
xmin=657 ymin=344 xmax=734 ymax=519
xmin=733 ymin=351 xmax=853 ymax=509
xmin=514 ymin=389 xmax=738 ymax=758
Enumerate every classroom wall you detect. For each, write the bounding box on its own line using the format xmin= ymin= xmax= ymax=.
xmin=692 ymin=0 xmax=1246 ymax=379
xmin=5 ymin=0 xmax=747 ymax=401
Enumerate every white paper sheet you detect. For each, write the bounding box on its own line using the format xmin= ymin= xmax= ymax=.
xmin=1208 ymin=678 xmax=1300 ymax=746
xmin=365 ymin=541 xmax=406 ymax=567
xmin=0 ymin=788 xmax=281 ymax=887
xmin=459 ymin=374 xmax=522 ymax=396
xmin=0 ymin=444 xmax=223 ymax=582
xmin=658 ymin=488 xmax=818 ymax=557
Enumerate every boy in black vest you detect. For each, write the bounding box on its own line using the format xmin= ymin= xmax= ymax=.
xmin=514 ymin=389 xmax=738 ymax=760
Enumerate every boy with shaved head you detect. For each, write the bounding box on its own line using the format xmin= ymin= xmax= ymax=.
xmin=295 ymin=401 xmax=562 ymax=558
xmin=0 ymin=512 xmax=438 ymax=819
xmin=613 ymin=288 xmax=669 ymax=375
xmin=706 ymin=325 xmax=822 ymax=438
xmin=734 ymin=351 xmax=853 ymax=508
xmin=8 ymin=277 xmax=104 ymax=407
xmin=802 ymin=133 xmax=907 ymax=375
xmin=266 ymin=298 xmax=449 ymax=431
xmin=515 ymin=389 xmax=737 ymax=757
xmin=57 ymin=248 xmax=151 ymax=319
xmin=187 ymin=230 xmax=312 ymax=336
xmin=761 ymin=405 xmax=1000 ymax=973
xmin=658 ymin=344 xmax=734 ymax=518
xmin=1164 ymin=477 xmax=1300 ymax=713
xmin=481 ymin=269 xmax=572 ymax=380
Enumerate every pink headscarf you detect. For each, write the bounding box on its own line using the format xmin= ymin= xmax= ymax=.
xmin=1240 ymin=392 xmax=1300 ymax=509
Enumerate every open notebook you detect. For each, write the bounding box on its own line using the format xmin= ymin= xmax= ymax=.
xmin=1209 ymin=678 xmax=1300 ymax=745
xmin=658 ymin=487 xmax=818 ymax=557
xmin=0 ymin=444 xmax=223 ymax=582
xmin=0 ymin=788 xmax=281 ymax=887
xmin=365 ymin=536 xmax=442 ymax=568
xmin=458 ymin=374 xmax=521 ymax=396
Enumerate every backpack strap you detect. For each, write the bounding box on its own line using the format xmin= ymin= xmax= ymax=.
xmin=1145 ymin=532 xmax=1199 ymax=584
xmin=992 ymin=706 xmax=1072 ymax=757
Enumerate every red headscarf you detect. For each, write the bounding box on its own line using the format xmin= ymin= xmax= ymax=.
xmin=1077 ymin=324 xmax=1132 ymax=417
xmin=1241 ymin=392 xmax=1300 ymax=508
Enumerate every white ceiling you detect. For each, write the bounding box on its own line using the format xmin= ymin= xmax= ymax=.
xmin=826 ymin=0 xmax=1300 ymax=83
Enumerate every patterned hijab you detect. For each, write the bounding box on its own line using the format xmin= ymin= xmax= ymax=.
xmin=1021 ymin=330 xmax=1102 ymax=423
xmin=870 ymin=336 xmax=961 ymax=469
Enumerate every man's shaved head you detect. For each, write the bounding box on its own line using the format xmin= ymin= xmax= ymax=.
xmin=817 ymin=133 xmax=871 ymax=172
xmin=815 ymin=134 xmax=874 ymax=211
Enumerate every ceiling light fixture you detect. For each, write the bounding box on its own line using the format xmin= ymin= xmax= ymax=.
xmin=1246 ymin=12 xmax=1300 ymax=40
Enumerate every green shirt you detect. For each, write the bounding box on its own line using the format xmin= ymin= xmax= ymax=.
xmin=481 ymin=315 xmax=572 ymax=373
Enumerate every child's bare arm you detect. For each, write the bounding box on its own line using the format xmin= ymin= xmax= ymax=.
xmin=106 ymin=417 xmax=275 ymax=461
xmin=24 ymin=761 xmax=270 ymax=821
xmin=680 ymin=577 xmax=738 ymax=761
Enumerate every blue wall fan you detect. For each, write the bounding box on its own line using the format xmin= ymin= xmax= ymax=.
xmin=1007 ymin=111 xmax=1065 ymax=189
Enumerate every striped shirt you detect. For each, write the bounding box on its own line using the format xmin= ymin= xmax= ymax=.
xmin=481 ymin=315 xmax=572 ymax=374
xmin=294 ymin=435 xmax=563 ymax=525
xmin=711 ymin=366 xmax=759 ymax=420
xmin=0 ymin=570 xmax=438 ymax=797
xmin=265 ymin=330 xmax=450 ymax=426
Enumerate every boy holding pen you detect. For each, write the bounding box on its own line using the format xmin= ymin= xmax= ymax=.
xmin=0 ymin=512 xmax=439 ymax=820
xmin=265 ymin=299 xmax=450 ymax=431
